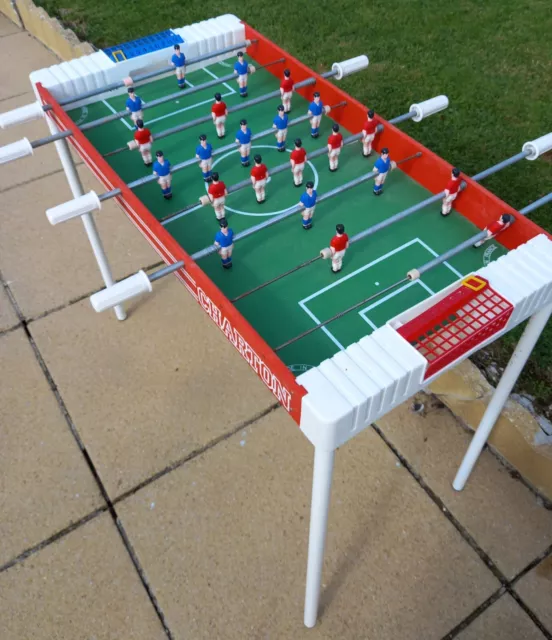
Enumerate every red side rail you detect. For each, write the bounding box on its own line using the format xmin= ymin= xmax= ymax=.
xmin=244 ymin=23 xmax=550 ymax=250
xmin=36 ymin=83 xmax=307 ymax=424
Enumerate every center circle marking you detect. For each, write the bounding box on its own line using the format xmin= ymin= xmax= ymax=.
xmin=207 ymin=144 xmax=319 ymax=217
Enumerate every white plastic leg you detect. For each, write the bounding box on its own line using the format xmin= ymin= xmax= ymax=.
xmin=46 ymin=118 xmax=126 ymax=321
xmin=304 ymin=446 xmax=335 ymax=628
xmin=453 ymin=302 xmax=552 ymax=491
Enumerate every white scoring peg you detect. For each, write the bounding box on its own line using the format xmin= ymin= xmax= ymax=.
xmin=522 ymin=132 xmax=552 ymax=161
xmin=0 ymin=138 xmax=33 ymax=164
xmin=46 ymin=191 xmax=101 ymax=225
xmin=0 ymin=101 xmax=45 ymax=129
xmin=90 ymin=270 xmax=152 ymax=313
xmin=409 ymin=95 xmax=449 ymax=122
xmin=331 ymin=55 xmax=369 ymax=80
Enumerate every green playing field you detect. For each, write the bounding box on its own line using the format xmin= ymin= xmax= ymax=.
xmin=70 ymin=58 xmax=507 ymax=371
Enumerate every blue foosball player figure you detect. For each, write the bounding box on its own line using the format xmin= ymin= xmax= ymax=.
xmin=214 ymin=218 xmax=235 ymax=269
xmin=152 ymin=150 xmax=172 ymax=200
xmin=196 ymin=134 xmax=214 ymax=182
xmin=171 ymin=44 xmax=186 ymax=89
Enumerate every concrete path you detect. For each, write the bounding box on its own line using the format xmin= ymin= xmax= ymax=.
xmin=1 ymin=14 xmax=551 ymax=639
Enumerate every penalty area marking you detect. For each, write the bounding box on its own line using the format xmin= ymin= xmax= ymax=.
xmin=297 ymin=238 xmax=463 ymax=352
xmin=209 ymin=145 xmax=320 ymax=217
xmin=100 ymin=66 xmax=234 ymax=130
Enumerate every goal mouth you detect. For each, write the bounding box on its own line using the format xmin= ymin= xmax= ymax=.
xmin=397 ymin=276 xmax=514 ymax=379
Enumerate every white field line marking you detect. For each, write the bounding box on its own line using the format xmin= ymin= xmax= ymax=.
xmin=102 ymin=100 xmax=133 ymax=131
xmin=202 ymin=66 xmax=236 ymax=94
xmin=298 ymin=301 xmax=345 ymax=351
xmin=297 ymin=240 xmax=419 ymax=351
xmin=358 ymin=280 xmax=435 ymax=330
xmin=415 ymin=237 xmax=463 ymax=278
xmin=161 ymin=202 xmax=203 ymax=226
xmin=300 ymin=239 xmax=420 ymax=306
xmin=298 ymin=237 xmax=464 ymax=350
xmin=144 ymin=90 xmax=234 ymax=126
xmin=101 ymin=69 xmax=232 ymax=130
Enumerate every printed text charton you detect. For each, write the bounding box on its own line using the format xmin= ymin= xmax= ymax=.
xmin=198 ymin=288 xmax=292 ymax=411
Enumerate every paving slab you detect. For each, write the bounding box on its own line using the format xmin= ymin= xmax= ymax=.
xmin=515 ymin=554 xmax=552 ymax=635
xmin=0 ymin=168 xmax=159 ymax=319
xmin=0 ymin=328 xmax=104 ymax=567
xmin=117 ymin=408 xmax=499 ymax=640
xmin=457 ymin=593 xmax=546 ymax=640
xmin=0 ymin=30 xmax=58 ymax=100
xmin=0 ymin=13 xmax=20 ymax=36
xmin=0 ymin=92 xmax=84 ymax=192
xmin=0 ymin=512 xmax=167 ymax=639
xmin=376 ymin=393 xmax=552 ymax=578
xmin=0 ymin=283 xmax=19 ymax=331
xmin=30 ymin=281 xmax=277 ymax=498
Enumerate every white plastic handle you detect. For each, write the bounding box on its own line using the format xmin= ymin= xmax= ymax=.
xmin=522 ymin=132 xmax=552 ymax=161
xmin=46 ymin=191 xmax=101 ymax=225
xmin=90 ymin=271 xmax=152 ymax=312
xmin=331 ymin=55 xmax=369 ymax=80
xmin=0 ymin=138 xmax=33 ymax=164
xmin=409 ymin=95 xmax=449 ymax=122
xmin=0 ymin=102 xmax=45 ymax=129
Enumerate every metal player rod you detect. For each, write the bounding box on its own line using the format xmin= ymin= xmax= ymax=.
xmin=40 ymin=56 xmax=368 ymax=213
xmin=1 ymin=58 xmax=285 ymax=155
xmin=449 ymin=193 xmax=552 ymax=491
xmin=274 ymin=190 xmax=552 ymax=353
xmin=58 ymin=40 xmax=259 ymax=107
xmin=345 ymin=143 xmax=551 ymax=243
xmin=273 ymin=232 xmax=491 ymax=353
xmin=88 ymin=152 xmax=422 ymax=312
xmin=230 ymin=149 xmax=545 ymax=302
xmin=191 ymin=153 xmax=422 ymax=261
xmin=159 ymin=107 xmax=420 ymax=226
xmin=93 ymin=58 xmax=286 ymax=135
xmin=0 ymin=41 xmax=259 ymax=128
xmin=104 ymin=71 xmax=331 ymax=158
xmin=137 ymin=100 xmax=345 ymax=180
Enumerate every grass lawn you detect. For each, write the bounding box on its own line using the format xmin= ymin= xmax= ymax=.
xmin=35 ymin=0 xmax=552 ymax=417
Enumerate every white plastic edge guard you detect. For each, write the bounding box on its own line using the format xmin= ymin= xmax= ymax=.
xmin=90 ymin=271 xmax=152 ymax=312
xmin=298 ymin=234 xmax=552 ymax=451
xmin=0 ymin=101 xmax=44 ymax=129
xmin=331 ymin=55 xmax=369 ymax=80
xmin=522 ymin=132 xmax=552 ymax=161
xmin=0 ymin=138 xmax=33 ymax=164
xmin=46 ymin=191 xmax=101 ymax=225
xmin=28 ymin=14 xmax=245 ymax=106
xmin=409 ymin=95 xmax=449 ymax=123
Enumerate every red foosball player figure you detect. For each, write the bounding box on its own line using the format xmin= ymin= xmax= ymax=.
xmin=131 ymin=119 xmax=153 ymax=166
xmin=361 ymin=109 xmax=377 ymax=157
xmin=473 ymin=214 xmax=515 ymax=247
xmin=320 ymin=223 xmax=349 ymax=273
xmin=280 ymin=68 xmax=294 ymax=113
xmin=441 ymin=167 xmax=462 ymax=216
xmin=211 ymin=93 xmax=228 ymax=139
xmin=250 ymin=154 xmax=269 ymax=203
xmin=207 ymin=172 xmax=228 ymax=221
xmin=290 ymin=138 xmax=307 ymax=187
xmin=327 ymin=123 xmax=344 ymax=172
